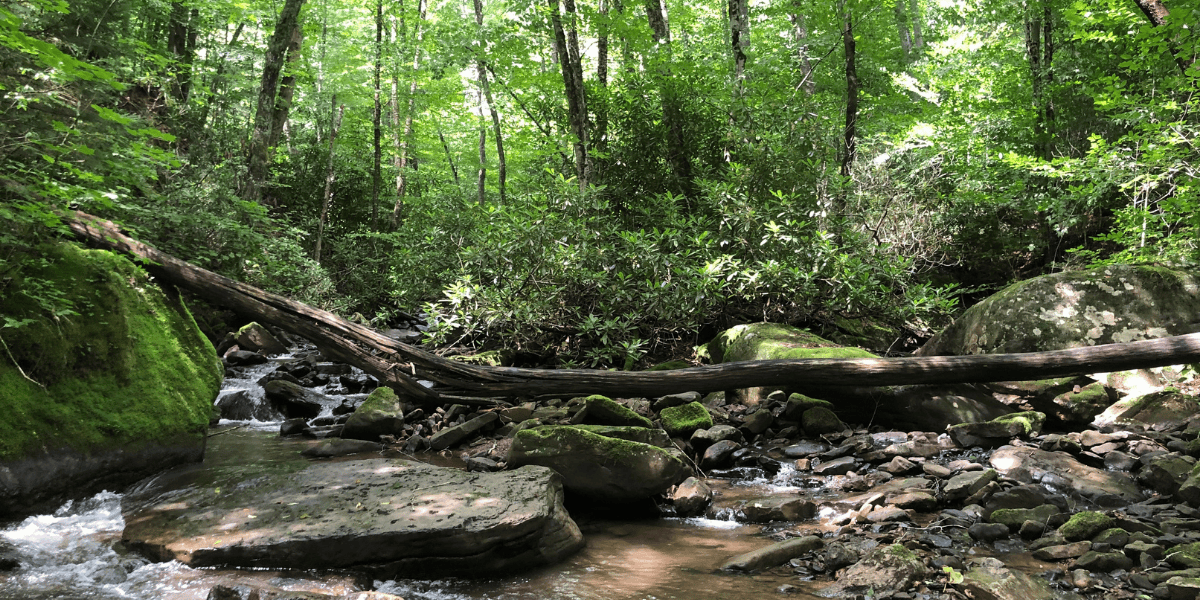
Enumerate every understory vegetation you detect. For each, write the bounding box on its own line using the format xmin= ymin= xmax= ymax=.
xmin=1 ymin=0 xmax=1197 ymax=367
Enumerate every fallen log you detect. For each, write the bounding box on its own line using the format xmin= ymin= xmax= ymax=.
xmin=67 ymin=211 xmax=1200 ymax=405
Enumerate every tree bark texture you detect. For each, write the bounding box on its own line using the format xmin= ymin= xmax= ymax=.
xmin=838 ymin=1 xmax=858 ymax=181
xmin=1130 ymin=0 xmax=1196 ymax=76
xmin=729 ymin=0 xmax=749 ymax=87
xmin=644 ymin=0 xmax=695 ymax=200
xmin=241 ymin=0 xmax=306 ymax=206
xmin=474 ymin=0 xmax=506 ymax=204
xmin=548 ymin=0 xmax=589 ymax=188
xmin=895 ymin=0 xmax=912 ymax=58
xmin=372 ymin=0 xmax=384 ymax=230
xmin=65 ymin=210 xmax=1200 ymax=408
xmin=390 ymin=0 xmax=426 ymax=229
xmin=788 ymin=10 xmax=816 ymax=95
xmin=266 ymin=24 xmax=303 ymax=154
xmin=314 ymin=97 xmax=343 ymax=261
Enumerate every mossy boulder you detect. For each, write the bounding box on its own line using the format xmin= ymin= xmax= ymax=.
xmin=783 ymin=393 xmax=833 ymax=420
xmin=820 ymin=543 xmax=927 ymax=597
xmin=917 ymin=265 xmax=1200 ymax=393
xmin=235 ymin=322 xmax=287 ymax=355
xmin=567 ymin=425 xmax=671 ymax=447
xmin=341 ymin=386 xmax=405 ymax=441
xmin=574 ymin=395 xmax=653 ymax=428
xmin=708 ymin=323 xmax=875 ymax=364
xmin=947 ymin=411 xmax=1044 ymax=448
xmin=507 ymin=425 xmax=692 ymax=502
xmin=659 ymin=402 xmax=713 ymax=438
xmin=0 ymin=243 xmax=222 ymax=517
xmin=1059 ymin=511 xmax=1115 ymax=541
xmin=802 ymin=407 xmax=845 ymax=436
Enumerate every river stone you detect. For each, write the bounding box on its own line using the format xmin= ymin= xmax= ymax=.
xmin=820 ymin=543 xmax=927 ymax=597
xmin=300 ymin=438 xmax=383 ymax=458
xmin=1032 ymin=541 xmax=1092 ymax=561
xmin=507 ymin=425 xmax=692 ymax=502
xmin=341 ymin=387 xmax=405 ymax=442
xmin=691 ymin=425 xmax=744 ymax=452
xmin=782 ymin=393 xmax=834 ymax=420
xmin=235 ymin=322 xmax=288 ymax=355
xmin=1176 ymin=464 xmax=1200 ymax=507
xmin=719 ymin=535 xmax=824 ymax=571
xmin=739 ymin=496 xmax=817 ymax=523
xmin=217 ymin=390 xmax=282 ymax=422
xmin=570 ymin=425 xmax=671 ymax=447
xmin=670 ymin=477 xmax=712 ymax=517
xmin=1139 ymin=454 xmax=1196 ymax=495
xmin=1076 ymin=550 xmax=1134 ymax=572
xmin=947 ymin=411 xmax=1044 ymax=448
xmin=781 ymin=440 xmax=830 ymax=458
xmin=962 ymin=557 xmax=1083 ymax=600
xmin=122 ymin=459 xmax=583 ymax=576
xmin=741 ymin=408 xmax=774 ymax=435
xmin=574 ymin=395 xmax=653 ymax=428
xmin=989 ymin=446 xmax=1141 ymax=506
xmin=1096 ymin=390 xmax=1200 ymax=431
xmin=262 ymin=380 xmax=326 ymax=419
xmin=701 ymin=439 xmax=741 ymax=469
xmin=944 ymin=469 xmax=997 ymax=500
xmin=659 ymin=402 xmax=713 ymax=438
xmin=429 ymin=412 xmax=499 ymax=451
xmin=989 ymin=505 xmax=1060 ymax=530
xmin=225 ymin=350 xmax=268 ymax=366
xmin=802 ymin=407 xmax=844 ymax=436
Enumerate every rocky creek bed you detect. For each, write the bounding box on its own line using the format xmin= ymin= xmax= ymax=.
xmin=6 ymin=332 xmax=1200 ymax=600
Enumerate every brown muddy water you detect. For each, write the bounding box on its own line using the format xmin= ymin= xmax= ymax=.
xmin=0 ymin=427 xmax=850 ymax=600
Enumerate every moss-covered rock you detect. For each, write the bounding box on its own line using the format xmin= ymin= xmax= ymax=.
xmin=783 ymin=393 xmax=834 ymax=420
xmin=989 ymin=505 xmax=1060 ymax=531
xmin=1059 ymin=511 xmax=1115 ymax=542
xmin=659 ymin=402 xmax=713 ymax=438
xmin=801 ymin=407 xmax=845 ymax=436
xmin=708 ymin=323 xmax=875 ymax=364
xmin=507 ymin=425 xmax=692 ymax=502
xmin=947 ymin=411 xmax=1045 ymax=448
xmin=341 ymin=386 xmax=405 ymax=441
xmin=575 ymin=395 xmax=653 ymax=428
xmin=0 ymin=243 xmax=222 ymax=517
xmin=567 ymin=425 xmax=671 ymax=447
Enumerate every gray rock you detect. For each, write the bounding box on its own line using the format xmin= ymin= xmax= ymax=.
xmin=122 ymin=460 xmax=584 ymax=577
xmin=508 ymin=426 xmax=691 ymax=503
xmin=300 ymin=438 xmax=383 ymax=458
xmin=947 ymin=412 xmax=1045 ymax=448
xmin=813 ymin=456 xmax=857 ymax=476
xmin=819 ymin=544 xmax=927 ymax=596
xmin=740 ymin=497 xmax=817 ymax=523
xmin=429 ymin=412 xmax=500 ymax=451
xmin=969 ymin=522 xmax=1010 ymax=541
xmin=262 ymin=380 xmax=325 ymax=419
xmin=670 ymin=477 xmax=712 ymax=517
xmin=217 ymin=390 xmax=282 ymax=422
xmin=652 ymin=392 xmax=700 ymax=412
xmin=741 ymin=409 xmax=774 ymax=435
xmin=781 ymin=440 xmax=830 ymax=458
xmin=1032 ymin=541 xmax=1092 ymax=561
xmin=225 ymin=350 xmax=268 ymax=366
xmin=235 ymin=323 xmax=289 ymax=355
xmin=690 ymin=425 xmax=744 ymax=451
xmin=962 ymin=557 xmax=1084 ymax=600
xmin=1076 ymin=550 xmax=1134 ymax=572
xmin=989 ymin=446 xmax=1141 ymax=506
xmin=341 ymin=387 xmax=405 ymax=442
xmin=882 ymin=456 xmax=918 ymax=475
xmin=720 ymin=536 xmax=824 ymax=571
xmin=1140 ymin=454 xmax=1195 ymax=495
xmin=945 ymin=469 xmax=997 ymax=500
xmin=701 ymin=440 xmax=742 ymax=470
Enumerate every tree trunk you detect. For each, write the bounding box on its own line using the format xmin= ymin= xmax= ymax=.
xmin=644 ymin=0 xmax=695 ymax=200
xmin=391 ymin=0 xmax=427 ymax=229
xmin=548 ymin=0 xmax=589 ymax=188
xmin=729 ymin=0 xmax=749 ymax=88
xmin=476 ymin=86 xmax=487 ymax=206
xmin=595 ymin=0 xmax=610 ymax=159
xmin=909 ymin=0 xmax=924 ymax=49
xmin=314 ymin=97 xmax=344 ymax=262
xmin=473 ymin=0 xmax=506 ymax=204
xmin=838 ymin=0 xmax=858 ymax=181
xmin=788 ymin=9 xmax=816 ymax=95
xmin=894 ymin=0 xmax=912 ymax=59
xmin=372 ymin=0 xmax=384 ymax=230
xmin=241 ymin=0 xmax=306 ymax=206
xmin=166 ymin=2 xmax=197 ymax=104
xmin=1131 ymin=0 xmax=1196 ymax=75
xmin=266 ymin=24 xmax=303 ymax=156
xmin=438 ymin=126 xmax=461 ymax=185
xmin=60 ymin=211 xmax=1200 ymax=408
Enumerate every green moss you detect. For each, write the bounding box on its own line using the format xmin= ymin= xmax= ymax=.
xmin=788 ymin=393 xmax=833 ymax=411
xmin=708 ymin=323 xmax=875 ymax=364
xmin=0 ymin=243 xmax=222 ymax=460
xmin=802 ymin=407 xmax=845 ymax=435
xmin=582 ymin=395 xmax=653 ymax=428
xmin=884 ymin=543 xmax=917 ymax=561
xmin=659 ymin=402 xmax=713 ymax=437
xmin=991 ymin=411 xmax=1046 ymax=436
xmin=358 ymin=386 xmax=399 ymax=412
xmin=514 ymin=425 xmax=679 ymax=465
xmin=449 ymin=350 xmax=512 ymax=366
xmin=1059 ymin=511 xmax=1115 ymax=542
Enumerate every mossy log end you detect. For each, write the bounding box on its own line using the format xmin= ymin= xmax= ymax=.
xmin=67 ymin=211 xmax=1200 ymax=406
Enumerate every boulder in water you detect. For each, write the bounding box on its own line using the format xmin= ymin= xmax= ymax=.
xmin=341 ymin=387 xmax=405 ymax=442
xmin=235 ymin=322 xmax=288 ymax=355
xmin=122 ymin=459 xmax=584 ymax=577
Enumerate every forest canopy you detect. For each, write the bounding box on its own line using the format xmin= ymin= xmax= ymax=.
xmin=1 ymin=0 xmax=1197 ymax=367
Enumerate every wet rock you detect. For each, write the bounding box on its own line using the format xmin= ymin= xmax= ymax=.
xmin=341 ymin=387 xmax=405 ymax=442
xmin=464 ymin=456 xmax=500 ymax=472
xmin=670 ymin=477 xmax=712 ymax=517
xmin=1076 ymin=550 xmax=1134 ymax=571
xmin=280 ymin=418 xmax=314 ymax=437
xmin=701 ymin=440 xmax=741 ymax=470
xmin=780 ymin=440 xmax=829 ymax=458
xmin=801 ymin=407 xmax=844 ymax=436
xmin=882 ymin=456 xmax=918 ymax=475
xmin=300 ymin=438 xmax=383 ymax=458
xmin=813 ymin=456 xmax=857 ymax=476
xmin=660 ymin=402 xmax=713 ymax=438
xmin=740 ymin=408 xmax=774 ymax=435
xmin=508 ymin=425 xmax=691 ymax=503
xmin=262 ymin=380 xmax=325 ymax=419
xmin=224 ymin=350 xmax=268 ymax=366
xmin=819 ymin=543 xmax=927 ymax=597
xmin=690 ymin=425 xmax=744 ymax=452
xmin=1032 ymin=541 xmax=1092 ymax=561
xmin=740 ymin=497 xmax=817 ymax=523
xmin=944 ymin=469 xmax=997 ymax=500
xmin=235 ymin=322 xmax=288 ymax=355
xmin=783 ymin=393 xmax=834 ymax=421
xmin=0 ymin=541 xmax=20 ymax=571
xmin=216 ymin=390 xmax=282 ymax=422
xmin=574 ymin=395 xmax=653 ymax=428
xmin=652 ymin=392 xmax=701 ymax=412
xmin=947 ymin=412 xmax=1045 ymax=448
xmin=1140 ymin=454 xmax=1196 ymax=495
xmin=429 ymin=412 xmax=499 ymax=451
xmin=990 ymin=446 xmax=1141 ymax=506
xmin=961 ymin=557 xmax=1083 ymax=600
xmin=969 ymin=522 xmax=1010 ymax=542
xmin=719 ymin=535 xmax=824 ymax=571
xmin=570 ymin=425 xmax=671 ymax=447
xmin=123 ymin=460 xmax=584 ymax=577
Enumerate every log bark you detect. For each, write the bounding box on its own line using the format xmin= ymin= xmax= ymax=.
xmin=65 ymin=210 xmax=1200 ymax=407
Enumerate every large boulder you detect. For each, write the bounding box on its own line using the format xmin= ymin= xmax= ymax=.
xmin=0 ymin=243 xmax=222 ymax=518
xmin=917 ymin=265 xmax=1200 ymax=392
xmin=235 ymin=322 xmax=288 ymax=355
xmin=507 ymin=425 xmax=692 ymax=503
xmin=989 ymin=446 xmax=1142 ymax=506
xmin=121 ymin=458 xmax=584 ymax=577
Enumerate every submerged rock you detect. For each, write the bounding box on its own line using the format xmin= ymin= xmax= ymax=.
xmin=719 ymin=536 xmax=823 ymax=571
xmin=122 ymin=459 xmax=584 ymax=577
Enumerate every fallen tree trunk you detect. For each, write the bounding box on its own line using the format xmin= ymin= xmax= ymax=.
xmin=67 ymin=211 xmax=1200 ymax=405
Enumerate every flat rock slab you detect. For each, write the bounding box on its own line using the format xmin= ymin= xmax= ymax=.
xmin=989 ymin=446 xmax=1142 ymax=506
xmin=121 ymin=459 xmax=584 ymax=577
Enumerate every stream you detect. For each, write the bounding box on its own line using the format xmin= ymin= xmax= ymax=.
xmin=0 ymin=357 xmax=1059 ymax=600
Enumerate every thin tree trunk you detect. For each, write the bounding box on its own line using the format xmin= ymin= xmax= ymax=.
xmin=473 ymin=0 xmax=506 ymax=204
xmin=438 ymin=126 xmax=460 ymax=185
xmin=391 ymin=0 xmax=427 ymax=229
xmin=728 ymin=0 xmax=749 ymax=89
xmin=838 ymin=0 xmax=858 ymax=181
xmin=644 ymin=0 xmax=695 ymax=199
xmin=895 ymin=0 xmax=912 ymax=58
xmin=372 ymin=0 xmax=384 ymax=230
xmin=909 ymin=0 xmax=924 ymax=49
xmin=60 ymin=210 xmax=1200 ymax=409
xmin=548 ymin=0 xmax=589 ymax=188
xmin=166 ymin=2 xmax=197 ymax=103
xmin=476 ymin=86 xmax=487 ymax=206
xmin=788 ymin=10 xmax=816 ymax=95
xmin=595 ymin=0 xmax=609 ymax=159
xmin=314 ymin=97 xmax=344 ymax=262
xmin=241 ymin=0 xmax=306 ymax=206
